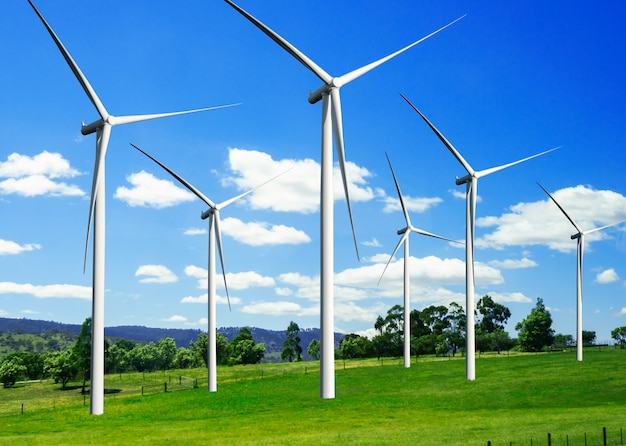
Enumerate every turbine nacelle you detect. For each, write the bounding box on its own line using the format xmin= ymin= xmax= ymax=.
xmin=397 ymin=227 xmax=409 ymax=236
xmin=308 ymin=83 xmax=340 ymax=104
xmin=571 ymin=233 xmax=582 ymax=240
xmin=456 ymin=174 xmax=472 ymax=185
xmin=201 ymin=209 xmax=215 ymax=220
xmin=81 ymin=119 xmax=104 ymax=135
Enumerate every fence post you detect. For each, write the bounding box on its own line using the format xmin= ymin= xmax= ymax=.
xmin=487 ymin=441 xmax=491 ymax=446
xmin=548 ymin=432 xmax=551 ymax=446
xmin=21 ymin=403 xmax=24 ymax=415
xmin=604 ymin=427 xmax=607 ymax=446
xmin=164 ymin=382 xmax=167 ymax=393
xmin=142 ymin=386 xmax=144 ymax=396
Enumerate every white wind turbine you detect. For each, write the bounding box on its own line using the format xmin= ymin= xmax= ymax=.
xmin=401 ymin=93 xmax=558 ymax=381
xmin=379 ymin=152 xmax=460 ymax=368
xmin=537 ymin=182 xmax=624 ymax=362
xmin=131 ymin=143 xmax=289 ymax=392
xmin=225 ymin=0 xmax=465 ymax=399
xmin=29 ymin=1 xmax=237 ymax=414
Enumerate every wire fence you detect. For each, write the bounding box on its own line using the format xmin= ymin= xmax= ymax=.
xmin=487 ymin=427 xmax=624 ymax=445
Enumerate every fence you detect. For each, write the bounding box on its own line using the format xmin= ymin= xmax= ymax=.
xmin=487 ymin=427 xmax=624 ymax=445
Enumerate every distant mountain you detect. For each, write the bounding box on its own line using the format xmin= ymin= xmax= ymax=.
xmin=0 ymin=318 xmax=343 ymax=356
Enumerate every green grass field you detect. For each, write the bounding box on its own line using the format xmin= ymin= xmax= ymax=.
xmin=1 ymin=349 xmax=625 ymax=445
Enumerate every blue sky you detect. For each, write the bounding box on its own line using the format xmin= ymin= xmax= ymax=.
xmin=1 ymin=1 xmax=626 ymax=342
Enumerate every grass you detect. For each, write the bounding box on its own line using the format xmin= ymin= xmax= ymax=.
xmin=1 ymin=349 xmax=625 ymax=445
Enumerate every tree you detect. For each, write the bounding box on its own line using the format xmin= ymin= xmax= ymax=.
xmin=446 ymin=302 xmax=466 ymax=356
xmin=307 ymin=339 xmax=321 ymax=360
xmin=339 ymin=334 xmax=371 ymax=360
xmin=554 ymin=333 xmax=574 ymax=349
xmin=611 ymin=326 xmax=626 ymax=348
xmin=0 ymin=356 xmax=27 ymax=388
xmin=582 ymin=330 xmax=596 ymax=347
xmin=44 ymin=350 xmax=78 ymax=388
xmin=476 ymin=295 xmax=511 ymax=334
xmin=515 ymin=298 xmax=555 ymax=352
xmin=156 ymin=337 xmax=177 ymax=370
xmin=73 ymin=317 xmax=92 ymax=392
xmin=230 ymin=327 xmax=265 ymax=365
xmin=281 ymin=321 xmax=303 ymax=362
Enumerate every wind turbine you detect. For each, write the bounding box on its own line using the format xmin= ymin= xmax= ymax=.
xmin=379 ymin=152 xmax=460 ymax=368
xmin=401 ymin=93 xmax=558 ymax=381
xmin=131 ymin=143 xmax=289 ymax=392
xmin=225 ymin=0 xmax=465 ymax=399
xmin=537 ymin=182 xmax=624 ymax=362
xmin=28 ymin=1 xmax=238 ymax=414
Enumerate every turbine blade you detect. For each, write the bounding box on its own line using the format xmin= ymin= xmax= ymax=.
xmin=28 ymin=0 xmax=108 ymax=119
xmin=213 ymin=213 xmax=231 ymax=311
xmin=377 ymin=232 xmax=408 ymax=286
xmin=130 ymin=144 xmax=216 ymax=209
xmin=583 ymin=219 xmax=626 ymax=236
xmin=218 ymin=166 xmax=294 ymax=209
xmin=84 ymin=125 xmax=111 ymax=273
xmin=476 ymin=147 xmax=559 ymax=179
xmin=224 ymin=0 xmax=332 ymax=85
xmin=336 ymin=15 xmax=466 ymax=88
xmin=409 ymin=226 xmax=460 ymax=244
xmin=536 ymin=182 xmax=582 ymax=233
xmin=112 ymin=104 xmax=241 ymax=127
xmin=331 ymin=88 xmax=360 ymax=261
xmin=385 ymin=152 xmax=412 ymax=227
xmin=400 ymin=93 xmax=474 ymax=176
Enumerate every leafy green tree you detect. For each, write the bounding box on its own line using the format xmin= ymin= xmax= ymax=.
xmin=105 ymin=339 xmax=135 ymax=373
xmin=230 ymin=327 xmax=265 ymax=365
xmin=281 ymin=321 xmax=303 ymax=362
xmin=554 ymin=333 xmax=574 ymax=349
xmin=216 ymin=333 xmax=232 ymax=365
xmin=339 ymin=334 xmax=371 ymax=359
xmin=4 ymin=352 xmax=44 ymax=380
xmin=611 ymin=326 xmax=626 ymax=348
xmin=190 ymin=332 xmax=209 ymax=367
xmin=73 ymin=317 xmax=92 ymax=392
xmin=582 ymin=330 xmax=596 ymax=347
xmin=44 ymin=350 xmax=78 ymax=388
xmin=373 ymin=305 xmax=404 ymax=357
xmin=307 ymin=339 xmax=321 ymax=360
xmin=156 ymin=337 xmax=177 ymax=370
xmin=174 ymin=347 xmax=198 ymax=369
xmin=445 ymin=302 xmax=466 ymax=356
xmin=516 ymin=298 xmax=555 ymax=352
xmin=0 ymin=356 xmax=27 ymax=388
xmin=476 ymin=295 xmax=511 ymax=334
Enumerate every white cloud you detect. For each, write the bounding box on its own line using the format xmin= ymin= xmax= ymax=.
xmin=183 ymin=228 xmax=207 ymax=236
xmin=275 ymin=287 xmax=293 ymax=296
xmin=114 ymin=170 xmax=195 ymax=208
xmin=0 ymin=152 xmax=84 ymax=197
xmin=0 ymin=282 xmax=91 ymax=300
xmin=488 ymin=257 xmax=538 ymax=269
xmin=596 ymin=268 xmax=619 ymax=284
xmin=135 ymin=265 xmax=178 ymax=284
xmin=381 ymin=194 xmax=443 ymax=214
xmin=184 ymin=265 xmax=274 ymax=291
xmin=484 ymin=291 xmax=533 ymax=303
xmin=361 ymin=238 xmax=381 ymax=248
xmin=0 ymin=309 xmax=8 ymax=316
xmin=221 ymin=217 xmax=311 ymax=246
xmin=0 ymin=239 xmax=41 ymax=256
xmin=160 ymin=315 xmax=188 ymax=323
xmin=222 ymin=148 xmax=376 ymax=214
xmin=241 ymin=301 xmax=318 ymax=316
xmin=477 ymin=185 xmax=626 ymax=252
xmin=180 ymin=293 xmax=241 ymax=305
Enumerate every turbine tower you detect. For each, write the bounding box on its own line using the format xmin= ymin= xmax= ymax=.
xmin=131 ymin=144 xmax=288 ymax=391
xmin=401 ymin=94 xmax=557 ymax=381
xmin=537 ymin=182 xmax=624 ymax=362
xmin=225 ymin=0 xmax=464 ymax=399
xmin=29 ymin=1 xmax=237 ymax=414
xmin=379 ymin=152 xmax=460 ymax=368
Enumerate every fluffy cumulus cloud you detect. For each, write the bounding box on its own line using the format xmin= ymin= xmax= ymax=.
xmin=476 ymin=185 xmax=626 ymax=252
xmin=241 ymin=301 xmax=318 ymax=316
xmin=180 ymin=293 xmax=241 ymax=306
xmin=0 ymin=282 xmax=91 ymax=300
xmin=488 ymin=257 xmax=537 ymax=269
xmin=220 ymin=217 xmax=311 ymax=246
xmin=183 ymin=228 xmax=207 ymax=236
xmin=381 ymin=194 xmax=443 ymax=214
xmin=0 ymin=151 xmax=84 ymax=197
xmin=222 ymin=148 xmax=376 ymax=214
xmin=0 ymin=239 xmax=41 ymax=256
xmin=135 ymin=265 xmax=178 ymax=284
xmin=114 ymin=170 xmax=195 ymax=208
xmin=596 ymin=268 xmax=619 ymax=284
xmin=183 ymin=265 xmax=275 ymax=291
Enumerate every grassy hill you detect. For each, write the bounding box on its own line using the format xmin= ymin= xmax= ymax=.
xmin=1 ymin=349 xmax=625 ymax=445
